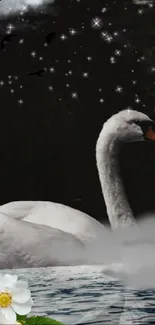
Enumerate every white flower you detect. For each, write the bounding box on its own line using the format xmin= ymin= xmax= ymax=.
xmin=0 ymin=313 xmax=22 ymax=324
xmin=0 ymin=313 xmax=10 ymax=324
xmin=0 ymin=274 xmax=33 ymax=323
xmin=0 ymin=312 xmax=22 ymax=324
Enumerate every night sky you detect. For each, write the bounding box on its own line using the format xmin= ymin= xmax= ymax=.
xmin=0 ymin=0 xmax=155 ymax=226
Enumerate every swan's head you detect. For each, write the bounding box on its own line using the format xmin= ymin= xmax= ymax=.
xmin=103 ymin=109 xmax=155 ymax=143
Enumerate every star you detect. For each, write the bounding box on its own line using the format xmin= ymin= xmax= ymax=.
xmin=82 ymin=72 xmax=89 ymax=78
xmin=49 ymin=67 xmax=55 ymax=73
xmin=91 ymin=17 xmax=102 ymax=29
xmin=69 ymin=29 xmax=76 ymax=35
xmin=135 ymin=98 xmax=140 ymax=103
xmin=115 ymin=49 xmax=121 ymax=56
xmin=18 ymin=99 xmax=24 ymax=104
xmin=19 ymin=39 xmax=24 ymax=44
xmin=6 ymin=24 xmax=15 ymax=34
xmin=115 ymin=86 xmax=123 ymax=93
xmin=138 ymin=9 xmax=144 ymax=14
xmin=60 ymin=34 xmax=67 ymax=40
xmin=31 ymin=51 xmax=36 ymax=57
xmin=71 ymin=92 xmax=78 ymax=98
xmin=20 ymin=5 xmax=28 ymax=15
xmin=101 ymin=32 xmax=113 ymax=43
xmin=110 ymin=56 xmax=116 ymax=64
xmin=101 ymin=8 xmax=107 ymax=13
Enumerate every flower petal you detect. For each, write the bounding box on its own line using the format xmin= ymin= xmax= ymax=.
xmin=0 ymin=313 xmax=7 ymax=323
xmin=11 ymin=298 xmax=33 ymax=315
xmin=3 ymin=275 xmax=18 ymax=286
xmin=0 ymin=282 xmax=6 ymax=292
xmin=12 ymin=288 xmax=31 ymax=303
xmin=0 ymin=275 xmax=18 ymax=292
xmin=0 ymin=306 xmax=16 ymax=323
xmin=15 ymin=281 xmax=28 ymax=289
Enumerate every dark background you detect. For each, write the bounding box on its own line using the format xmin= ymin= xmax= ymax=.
xmin=0 ymin=0 xmax=155 ymax=226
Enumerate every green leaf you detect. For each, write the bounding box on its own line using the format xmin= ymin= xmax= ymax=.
xmin=17 ymin=315 xmax=65 ymax=325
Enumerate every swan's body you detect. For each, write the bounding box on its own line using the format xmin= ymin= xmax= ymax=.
xmin=0 ymin=201 xmax=120 ymax=268
xmin=0 ymin=201 xmax=105 ymax=241
xmin=0 ymin=109 xmax=154 ymax=268
xmin=0 ymin=202 xmax=117 ymax=268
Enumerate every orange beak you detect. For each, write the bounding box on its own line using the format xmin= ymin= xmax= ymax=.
xmin=145 ymin=126 xmax=155 ymax=140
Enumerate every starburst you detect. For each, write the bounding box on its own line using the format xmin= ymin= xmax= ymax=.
xmin=6 ymin=24 xmax=15 ymax=34
xmin=101 ymin=31 xmax=113 ymax=43
xmin=71 ymin=92 xmax=78 ymax=98
xmin=115 ymin=86 xmax=123 ymax=93
xmin=91 ymin=17 xmax=102 ymax=29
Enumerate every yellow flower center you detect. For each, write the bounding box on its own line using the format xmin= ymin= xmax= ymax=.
xmin=0 ymin=292 xmax=12 ymax=308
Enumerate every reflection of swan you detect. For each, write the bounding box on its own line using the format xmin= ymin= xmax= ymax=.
xmin=0 ymin=109 xmax=155 ymax=268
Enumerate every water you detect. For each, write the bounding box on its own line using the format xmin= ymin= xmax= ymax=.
xmin=1 ymin=266 xmax=155 ymax=325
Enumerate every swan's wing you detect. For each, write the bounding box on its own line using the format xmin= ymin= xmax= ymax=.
xmin=0 ymin=201 xmax=43 ymax=220
xmin=0 ymin=201 xmax=106 ymax=240
xmin=0 ymin=213 xmax=86 ymax=269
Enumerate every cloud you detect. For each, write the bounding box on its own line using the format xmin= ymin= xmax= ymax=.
xmin=0 ymin=0 xmax=55 ymax=17
xmin=101 ymin=216 xmax=155 ymax=289
xmin=133 ymin=0 xmax=153 ymax=4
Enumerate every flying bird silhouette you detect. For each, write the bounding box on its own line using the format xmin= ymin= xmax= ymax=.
xmin=1 ymin=34 xmax=16 ymax=50
xmin=45 ymin=32 xmax=56 ymax=45
xmin=28 ymin=69 xmax=46 ymax=77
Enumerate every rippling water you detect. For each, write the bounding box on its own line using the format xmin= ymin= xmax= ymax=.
xmin=1 ymin=266 xmax=155 ymax=325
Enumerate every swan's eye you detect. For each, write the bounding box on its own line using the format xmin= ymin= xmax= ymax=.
xmin=134 ymin=120 xmax=155 ymax=133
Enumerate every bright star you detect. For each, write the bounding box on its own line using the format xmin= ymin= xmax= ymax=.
xmin=91 ymin=17 xmax=102 ymax=29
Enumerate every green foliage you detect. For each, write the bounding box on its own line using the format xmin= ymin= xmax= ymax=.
xmin=17 ymin=315 xmax=65 ymax=325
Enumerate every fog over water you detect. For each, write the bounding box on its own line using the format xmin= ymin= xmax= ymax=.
xmin=100 ymin=215 xmax=155 ymax=289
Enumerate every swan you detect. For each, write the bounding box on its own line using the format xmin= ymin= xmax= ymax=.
xmin=0 ymin=109 xmax=154 ymax=268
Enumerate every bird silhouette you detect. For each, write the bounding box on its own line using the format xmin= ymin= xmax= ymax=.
xmin=28 ymin=69 xmax=46 ymax=77
xmin=1 ymin=34 xmax=16 ymax=50
xmin=45 ymin=32 xmax=56 ymax=45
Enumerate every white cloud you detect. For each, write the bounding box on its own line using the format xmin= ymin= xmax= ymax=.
xmin=133 ymin=0 xmax=153 ymax=4
xmin=0 ymin=0 xmax=55 ymax=17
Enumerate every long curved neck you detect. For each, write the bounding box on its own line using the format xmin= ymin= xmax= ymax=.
xmin=96 ymin=126 xmax=136 ymax=230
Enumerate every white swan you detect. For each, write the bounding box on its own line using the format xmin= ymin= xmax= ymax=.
xmin=0 ymin=109 xmax=154 ymax=268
